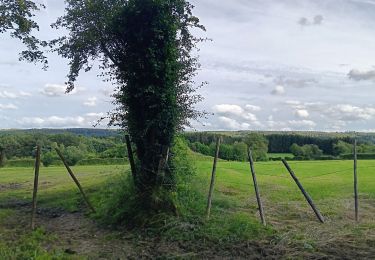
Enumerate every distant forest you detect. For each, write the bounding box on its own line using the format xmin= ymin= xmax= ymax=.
xmin=0 ymin=129 xmax=126 ymax=167
xmin=2 ymin=129 xmax=375 ymax=167
xmin=184 ymin=131 xmax=375 ymax=161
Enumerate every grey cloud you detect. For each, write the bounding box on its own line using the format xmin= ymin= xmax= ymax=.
xmin=274 ymin=76 xmax=318 ymax=88
xmin=271 ymin=85 xmax=285 ymax=95
xmin=298 ymin=15 xmax=324 ymax=26
xmin=348 ymin=69 xmax=375 ymax=81
xmin=298 ymin=17 xmax=310 ymax=26
xmin=313 ymin=15 xmax=324 ymax=25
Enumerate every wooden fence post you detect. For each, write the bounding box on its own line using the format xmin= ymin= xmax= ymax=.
xmin=31 ymin=145 xmax=41 ymax=230
xmin=157 ymin=146 xmax=170 ymax=176
xmin=282 ymin=159 xmax=325 ymax=223
xmin=55 ymin=148 xmax=96 ymax=213
xmin=125 ymin=135 xmax=137 ymax=184
xmin=354 ymin=139 xmax=359 ymax=222
xmin=206 ymin=137 xmax=221 ymax=219
xmin=247 ymin=148 xmax=266 ymax=226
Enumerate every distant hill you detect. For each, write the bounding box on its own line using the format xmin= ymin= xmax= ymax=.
xmin=0 ymin=128 xmax=121 ymax=137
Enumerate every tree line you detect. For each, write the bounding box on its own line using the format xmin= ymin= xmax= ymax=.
xmin=0 ymin=132 xmax=127 ymax=167
xmin=185 ymin=132 xmax=375 ymax=161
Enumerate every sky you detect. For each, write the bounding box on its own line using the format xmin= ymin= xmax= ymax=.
xmin=2 ymin=0 xmax=375 ymax=131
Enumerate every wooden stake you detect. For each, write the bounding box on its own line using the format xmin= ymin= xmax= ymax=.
xmin=125 ymin=135 xmax=137 ymax=184
xmin=55 ymin=148 xmax=96 ymax=213
xmin=247 ymin=148 xmax=266 ymax=226
xmin=157 ymin=146 xmax=170 ymax=176
xmin=282 ymin=159 xmax=325 ymax=223
xmin=206 ymin=137 xmax=221 ymax=219
xmin=354 ymin=139 xmax=359 ymax=222
xmin=31 ymin=145 xmax=41 ymax=230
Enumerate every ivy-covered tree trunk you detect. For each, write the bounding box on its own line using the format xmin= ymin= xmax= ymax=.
xmin=51 ymin=0 xmax=204 ymax=214
xmin=114 ymin=0 xmax=180 ymax=211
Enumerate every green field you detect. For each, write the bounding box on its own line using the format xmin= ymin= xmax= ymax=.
xmin=1 ymin=157 xmax=375 ymax=258
xmin=267 ymin=153 xmax=294 ymax=159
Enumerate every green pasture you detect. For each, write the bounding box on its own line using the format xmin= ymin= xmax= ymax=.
xmin=1 ymin=157 xmax=375 ymax=257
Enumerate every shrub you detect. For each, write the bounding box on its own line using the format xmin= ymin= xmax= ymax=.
xmin=341 ymin=153 xmax=375 ymax=160
xmin=76 ymin=158 xmax=128 ymax=166
xmin=95 ymin=136 xmax=198 ymax=226
xmin=5 ymin=159 xmax=35 ymax=167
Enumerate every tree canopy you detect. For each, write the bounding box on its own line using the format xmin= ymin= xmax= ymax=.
xmin=0 ymin=0 xmax=47 ymax=66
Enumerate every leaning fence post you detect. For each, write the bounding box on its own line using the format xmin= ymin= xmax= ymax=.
xmin=31 ymin=145 xmax=41 ymax=230
xmin=125 ymin=135 xmax=137 ymax=184
xmin=247 ymin=148 xmax=266 ymax=226
xmin=354 ymin=139 xmax=359 ymax=222
xmin=206 ymin=137 xmax=221 ymax=219
xmin=55 ymin=148 xmax=96 ymax=213
xmin=282 ymin=159 xmax=325 ymax=223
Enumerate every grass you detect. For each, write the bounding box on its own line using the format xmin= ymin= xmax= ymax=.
xmin=268 ymin=153 xmax=294 ymax=158
xmin=1 ymin=157 xmax=375 ymax=258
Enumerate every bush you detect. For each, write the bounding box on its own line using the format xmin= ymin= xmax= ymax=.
xmin=5 ymin=159 xmax=35 ymax=167
xmin=41 ymin=151 xmax=59 ymax=167
xmin=315 ymin=155 xmax=338 ymax=160
xmin=95 ymin=136 xmax=198 ymax=226
xmin=76 ymin=158 xmax=128 ymax=166
xmin=341 ymin=153 xmax=375 ymax=160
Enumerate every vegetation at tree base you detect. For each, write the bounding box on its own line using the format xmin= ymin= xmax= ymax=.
xmin=96 ymin=136 xmax=197 ymax=226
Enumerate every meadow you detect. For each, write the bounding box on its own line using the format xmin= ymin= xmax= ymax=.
xmin=1 ymin=156 xmax=375 ymax=258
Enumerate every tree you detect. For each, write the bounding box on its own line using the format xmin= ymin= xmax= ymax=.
xmin=290 ymin=143 xmax=323 ymax=160
xmin=333 ymin=140 xmax=352 ymax=156
xmin=232 ymin=142 xmax=247 ymax=161
xmin=51 ymin=0 xmax=205 ymax=213
xmin=0 ymin=0 xmax=47 ymax=66
xmin=244 ymin=133 xmax=269 ymax=161
xmin=290 ymin=143 xmax=303 ymax=157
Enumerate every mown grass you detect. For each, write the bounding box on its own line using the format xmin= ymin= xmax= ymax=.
xmin=267 ymin=153 xmax=294 ymax=159
xmin=1 ymin=157 xmax=375 ymax=257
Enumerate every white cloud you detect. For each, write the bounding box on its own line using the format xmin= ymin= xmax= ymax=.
xmin=289 ymin=120 xmax=317 ymax=129
xmin=295 ymin=109 xmax=309 ymax=118
xmin=86 ymin=112 xmax=105 ymax=117
xmin=271 ymin=85 xmax=285 ymax=95
xmin=213 ymin=104 xmax=259 ymax=122
xmin=213 ymin=104 xmax=244 ymax=116
xmin=245 ymin=104 xmax=261 ymax=112
xmin=0 ymin=103 xmax=18 ymax=110
xmin=84 ymin=97 xmax=98 ymax=107
xmin=17 ymin=116 xmax=86 ymax=128
xmin=0 ymin=90 xmax=32 ymax=99
xmin=40 ymin=84 xmax=83 ymax=97
xmin=326 ymin=104 xmax=375 ymax=121
xmin=218 ymin=116 xmax=252 ymax=130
